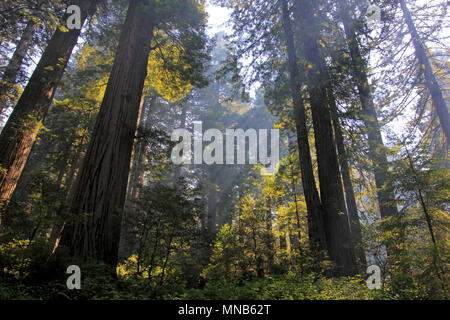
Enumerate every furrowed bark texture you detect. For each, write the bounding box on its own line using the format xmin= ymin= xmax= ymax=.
xmin=338 ymin=0 xmax=404 ymax=267
xmin=327 ymin=86 xmax=366 ymax=268
xmin=296 ymin=0 xmax=357 ymax=275
xmin=118 ymin=96 xmax=147 ymax=260
xmin=339 ymin=2 xmax=399 ymax=222
xmin=0 ymin=0 xmax=99 ymax=222
xmin=67 ymin=0 xmax=155 ymax=266
xmin=0 ymin=19 xmax=37 ymax=116
xmin=280 ymin=0 xmax=328 ymax=255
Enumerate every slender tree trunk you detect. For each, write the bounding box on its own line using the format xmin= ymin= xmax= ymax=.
xmin=124 ymin=96 xmax=147 ymax=209
xmin=201 ymin=171 xmax=208 ymax=231
xmin=339 ymin=2 xmax=398 ymax=219
xmin=159 ymin=225 xmax=176 ymax=286
xmin=146 ymin=212 xmax=163 ymax=278
xmin=65 ymin=125 xmax=91 ymax=196
xmin=207 ymin=175 xmax=217 ymax=235
xmin=280 ymin=0 xmax=328 ymax=257
xmin=338 ymin=1 xmax=400 ymax=264
xmin=49 ymin=122 xmax=92 ymax=257
xmin=403 ymin=143 xmax=447 ymax=293
xmin=0 ymin=19 xmax=37 ymax=116
xmin=400 ymin=0 xmax=450 ymax=146
xmin=66 ymin=0 xmax=155 ymax=267
xmin=1 ymin=139 xmax=47 ymax=233
xmin=56 ymin=138 xmax=78 ymax=187
xmin=119 ymin=96 xmax=147 ymax=260
xmin=265 ymin=200 xmax=275 ymax=271
xmin=290 ymin=167 xmax=302 ymax=251
xmin=173 ymin=102 xmax=188 ymax=185
xmin=327 ymin=85 xmax=366 ymax=268
xmin=295 ymin=0 xmax=357 ymax=275
xmin=0 ymin=0 xmax=100 ymax=220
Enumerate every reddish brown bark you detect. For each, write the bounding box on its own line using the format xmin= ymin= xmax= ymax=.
xmin=295 ymin=0 xmax=357 ymax=275
xmin=0 ymin=0 xmax=100 ymax=224
xmin=327 ymin=86 xmax=366 ymax=268
xmin=280 ymin=0 xmax=328 ymax=255
xmin=0 ymin=19 xmax=37 ymax=116
xmin=66 ymin=0 xmax=155 ymax=266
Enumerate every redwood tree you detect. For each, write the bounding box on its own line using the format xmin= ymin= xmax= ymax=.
xmin=294 ymin=0 xmax=358 ymax=275
xmin=0 ymin=0 xmax=100 ymax=222
xmin=338 ymin=0 xmax=400 ymax=263
xmin=66 ymin=0 xmax=208 ymax=266
xmin=280 ymin=0 xmax=327 ymax=256
xmin=0 ymin=19 xmax=37 ymax=116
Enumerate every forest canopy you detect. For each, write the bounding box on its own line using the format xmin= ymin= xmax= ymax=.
xmin=0 ymin=0 xmax=448 ymax=301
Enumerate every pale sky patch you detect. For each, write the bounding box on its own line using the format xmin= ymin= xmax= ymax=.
xmin=206 ymin=1 xmax=232 ymax=36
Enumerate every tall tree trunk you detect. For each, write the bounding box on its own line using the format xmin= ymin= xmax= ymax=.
xmin=159 ymin=224 xmax=176 ymax=286
xmin=399 ymin=0 xmax=450 ymax=146
xmin=0 ymin=19 xmax=37 ymax=116
xmin=207 ymin=173 xmax=217 ymax=235
xmin=403 ymin=143 xmax=447 ymax=293
xmin=264 ymin=200 xmax=275 ymax=271
xmin=327 ymin=85 xmax=366 ymax=268
xmin=290 ymin=165 xmax=302 ymax=251
xmin=125 ymin=96 xmax=147 ymax=204
xmin=2 ymin=138 xmax=47 ymax=234
xmin=65 ymin=125 xmax=91 ymax=196
xmin=0 ymin=0 xmax=100 ymax=221
xmin=338 ymin=1 xmax=400 ymax=263
xmin=201 ymin=171 xmax=208 ymax=231
xmin=65 ymin=0 xmax=155 ymax=267
xmin=280 ymin=0 xmax=328 ymax=257
xmin=49 ymin=119 xmax=92 ymax=257
xmin=173 ymin=102 xmax=188 ymax=185
xmin=295 ymin=0 xmax=357 ymax=275
xmin=119 ymin=96 xmax=147 ymax=260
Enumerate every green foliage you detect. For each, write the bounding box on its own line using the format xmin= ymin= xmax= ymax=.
xmin=118 ymin=181 xmax=207 ymax=288
xmin=202 ymin=224 xmax=240 ymax=281
xmin=0 ymin=0 xmax=448 ymax=301
xmin=182 ymin=273 xmax=389 ymax=300
xmin=0 ymin=238 xmax=70 ymax=286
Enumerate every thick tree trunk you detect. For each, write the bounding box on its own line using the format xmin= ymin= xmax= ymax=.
xmin=327 ymin=85 xmax=366 ymax=268
xmin=280 ymin=0 xmax=328 ymax=256
xmin=295 ymin=0 xmax=357 ymax=275
xmin=400 ymin=0 xmax=449 ymax=146
xmin=0 ymin=19 xmax=37 ymax=116
xmin=66 ymin=0 xmax=155 ymax=267
xmin=0 ymin=0 xmax=99 ymax=222
xmin=2 ymin=139 xmax=47 ymax=233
